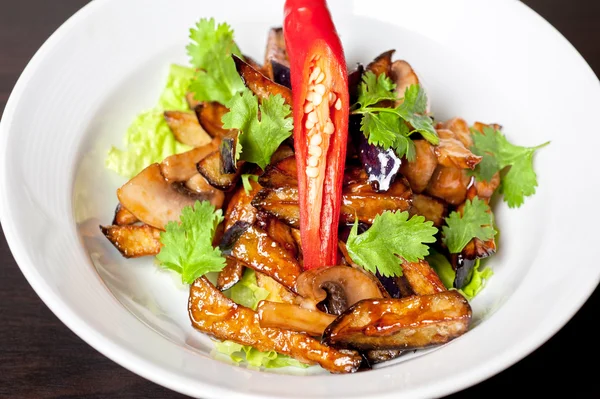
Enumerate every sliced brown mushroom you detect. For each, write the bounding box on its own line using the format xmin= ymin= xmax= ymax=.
xmin=390 ymin=60 xmax=420 ymax=106
xmin=323 ymin=290 xmax=472 ymax=351
xmin=366 ymin=49 xmax=395 ymax=77
xmin=164 ymin=111 xmax=212 ymax=148
xmin=257 ymin=300 xmax=336 ymax=336
xmin=295 ymin=266 xmax=384 ymax=316
xmin=100 ymin=224 xmax=161 ymax=258
xmin=399 ymin=139 xmax=438 ymax=194
xmin=189 ymin=277 xmax=362 ymax=373
xmin=184 ymin=173 xmax=225 ymax=210
xmin=117 ymin=163 xmax=208 ymax=229
xmin=160 ymin=140 xmax=219 ymax=182
xmin=435 ymin=117 xmax=474 ymax=148
xmin=434 ymin=129 xmax=482 ymax=170
xmin=401 ymin=260 xmax=447 ymax=296
xmin=425 ymin=166 xmax=472 ymax=205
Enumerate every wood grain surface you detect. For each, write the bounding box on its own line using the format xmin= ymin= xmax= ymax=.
xmin=0 ymin=0 xmax=598 ymax=397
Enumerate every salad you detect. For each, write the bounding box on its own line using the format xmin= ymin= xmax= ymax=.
xmin=101 ymin=0 xmax=548 ymax=373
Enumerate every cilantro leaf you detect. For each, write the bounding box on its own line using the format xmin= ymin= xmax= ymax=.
xmin=156 ymin=201 xmax=226 ymax=284
xmin=187 ymin=18 xmax=246 ymax=105
xmin=442 ymin=197 xmax=496 ymax=254
xmin=356 ymin=71 xmax=398 ymax=109
xmin=241 ymin=174 xmax=259 ymax=194
xmin=346 ymin=211 xmax=438 ymax=277
xmin=470 ymin=127 xmax=550 ymax=207
xmin=222 ymin=91 xmax=293 ymax=169
xmin=352 ymin=72 xmax=437 ymax=159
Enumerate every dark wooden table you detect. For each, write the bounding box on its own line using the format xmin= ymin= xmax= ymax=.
xmin=1 ymin=0 xmax=598 ymax=397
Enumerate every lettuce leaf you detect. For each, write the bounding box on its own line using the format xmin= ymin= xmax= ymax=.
xmin=224 ymin=268 xmax=269 ymax=310
xmin=105 ymin=64 xmax=194 ymax=178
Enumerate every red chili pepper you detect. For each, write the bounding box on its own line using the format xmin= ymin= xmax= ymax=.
xmin=284 ymin=0 xmax=349 ymax=270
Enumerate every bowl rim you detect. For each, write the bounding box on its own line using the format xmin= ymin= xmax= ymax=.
xmin=1 ymin=0 xmax=600 ymax=398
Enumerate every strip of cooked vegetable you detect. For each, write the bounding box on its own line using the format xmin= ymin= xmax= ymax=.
xmin=101 ymin=0 xmax=549 ymax=373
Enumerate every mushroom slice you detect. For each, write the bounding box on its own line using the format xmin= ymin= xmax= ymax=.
xmin=323 ymin=291 xmax=472 ymax=351
xmin=117 ymin=163 xmax=201 ymax=229
xmin=257 ymin=301 xmax=336 ymax=336
xmin=296 ymin=266 xmax=384 ymax=315
xmin=194 ymin=102 xmax=232 ymax=139
xmin=184 ymin=173 xmax=225 ymax=209
xmin=436 ymin=117 xmax=473 ymax=148
xmin=263 ymin=27 xmax=289 ymax=80
xmin=409 ymin=194 xmax=447 ymax=227
xmin=230 ymin=225 xmax=302 ymax=291
xmin=390 ymin=60 xmax=420 ymax=107
xmin=216 ymin=256 xmax=245 ymax=291
xmin=434 ymin=129 xmax=482 ymax=170
xmin=233 ymin=55 xmax=293 ymax=106
xmin=189 ymin=277 xmax=362 ymax=373
xmin=160 ymin=140 xmax=219 ymax=182
xmin=164 ymin=111 xmax=212 ymax=148
xmin=112 ymin=203 xmax=138 ymax=226
xmin=425 ymin=166 xmax=472 ymax=205
xmin=100 ymin=224 xmax=161 ymax=258
xmin=401 ymin=260 xmax=447 ymax=296
xmin=399 ymin=140 xmax=438 ymax=194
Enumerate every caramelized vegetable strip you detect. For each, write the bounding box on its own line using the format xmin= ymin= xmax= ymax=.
xmin=257 ymin=301 xmax=336 ymax=336
xmin=409 ymin=193 xmax=447 ymax=227
xmin=263 ymin=27 xmax=289 ymax=80
xmin=257 ymin=213 xmax=299 ymax=259
xmin=194 ymin=102 xmax=232 ymax=139
xmin=323 ymin=291 xmax=471 ymax=350
xmin=216 ymin=257 xmax=245 ymax=291
xmin=390 ymin=60 xmax=420 ymax=107
xmin=259 ymin=156 xmax=298 ymax=188
xmin=436 ymin=117 xmax=473 ymax=148
xmin=112 ymin=203 xmax=138 ymax=226
xmin=189 ymin=277 xmax=362 ymax=373
xmin=164 ymin=111 xmax=212 ymax=148
xmin=100 ymin=224 xmax=161 ymax=258
xmin=196 ymin=150 xmax=245 ymax=191
xmin=224 ymin=180 xmax=262 ymax=231
xmin=231 ymin=225 xmax=301 ymax=291
xmin=365 ymin=50 xmax=394 ymax=78
xmin=233 ymin=55 xmax=293 ymax=106
xmin=425 ymin=166 xmax=471 ymax=205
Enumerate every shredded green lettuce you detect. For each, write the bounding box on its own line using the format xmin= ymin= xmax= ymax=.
xmin=105 ymin=64 xmax=194 ymax=178
xmin=426 ymin=248 xmax=493 ymax=300
xmin=217 ymin=269 xmax=307 ymax=369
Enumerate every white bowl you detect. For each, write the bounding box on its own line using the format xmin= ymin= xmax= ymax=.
xmin=1 ymin=0 xmax=599 ymax=397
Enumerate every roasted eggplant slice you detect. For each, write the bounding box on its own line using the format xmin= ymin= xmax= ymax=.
xmin=230 ymin=225 xmax=302 ymax=291
xmin=183 ymin=173 xmax=225 ymax=209
xmin=270 ymin=60 xmax=291 ymax=89
xmin=399 ymin=139 xmax=438 ymax=194
xmin=401 ymin=260 xmax=447 ymax=295
xmin=323 ymin=291 xmax=472 ymax=351
xmin=160 ymin=141 xmax=219 ymax=182
xmin=348 ymin=64 xmax=364 ymax=105
xmin=390 ymin=60 xmax=420 ymax=107
xmin=364 ymin=349 xmax=404 ymax=365
xmin=112 ymin=203 xmax=138 ymax=226
xmin=258 ymin=155 xmax=298 ymax=188
xmin=256 ymin=212 xmax=298 ymax=259
xmin=409 ymin=193 xmax=447 ymax=227
xmin=263 ymin=27 xmax=289 ymax=80
xmin=216 ymin=256 xmax=245 ymax=291
xmin=117 ymin=163 xmax=203 ymax=229
xmin=194 ymin=102 xmax=231 ymax=139
xmin=100 ymin=224 xmax=161 ymax=258
xmin=351 ymin=115 xmax=402 ymax=192
xmin=189 ymin=277 xmax=362 ymax=373
xmin=257 ymin=301 xmax=336 ymax=336
xmin=219 ymin=131 xmax=240 ymax=174
xmin=218 ymin=221 xmax=251 ymax=256
xmin=233 ymin=54 xmax=293 ymax=106
xmin=164 ymin=111 xmax=212 ymax=148
xmin=196 ymin=150 xmax=245 ymax=191
xmin=224 ymin=182 xmax=261 ymax=231
xmin=251 ymin=187 xmax=300 ymax=228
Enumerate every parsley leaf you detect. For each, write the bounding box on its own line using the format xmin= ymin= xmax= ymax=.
xmin=442 ymin=197 xmax=496 ymax=254
xmin=156 ymin=201 xmax=226 ymax=284
xmin=470 ymin=127 xmax=550 ymax=207
xmin=187 ymin=18 xmax=246 ymax=105
xmin=346 ymin=211 xmax=438 ymax=277
xmin=222 ymin=90 xmax=293 ymax=169
xmin=352 ymin=71 xmax=438 ymax=160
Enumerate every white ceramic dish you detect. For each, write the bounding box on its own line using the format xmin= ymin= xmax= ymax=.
xmin=1 ymin=0 xmax=599 ymax=397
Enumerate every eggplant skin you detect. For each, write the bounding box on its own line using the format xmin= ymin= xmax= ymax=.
xmin=322 ymin=291 xmax=471 ymax=351
xmin=100 ymin=224 xmax=161 ymax=258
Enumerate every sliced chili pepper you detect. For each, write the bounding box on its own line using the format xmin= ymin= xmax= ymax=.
xmin=283 ymin=0 xmax=349 ymax=270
